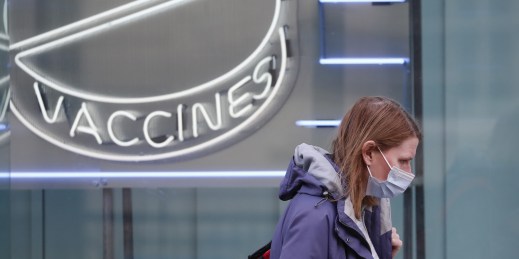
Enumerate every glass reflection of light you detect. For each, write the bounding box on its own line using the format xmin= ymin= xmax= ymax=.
xmin=10 ymin=171 xmax=286 ymax=179
xmin=320 ymin=58 xmax=408 ymax=65
xmin=320 ymin=0 xmax=406 ymax=3
xmin=295 ymin=120 xmax=340 ymax=128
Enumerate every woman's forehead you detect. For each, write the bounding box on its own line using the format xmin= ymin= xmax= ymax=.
xmin=389 ymin=137 xmax=419 ymax=157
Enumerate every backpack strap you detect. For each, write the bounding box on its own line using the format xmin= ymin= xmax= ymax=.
xmin=248 ymin=241 xmax=271 ymax=259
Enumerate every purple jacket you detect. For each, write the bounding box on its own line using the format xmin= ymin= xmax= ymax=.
xmin=270 ymin=144 xmax=393 ymax=259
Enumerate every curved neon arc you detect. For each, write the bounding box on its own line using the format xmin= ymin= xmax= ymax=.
xmin=0 ymin=76 xmax=9 ymax=123
xmin=9 ymin=0 xmax=162 ymax=50
xmin=0 ymin=75 xmax=8 ymax=85
xmin=0 ymin=88 xmax=9 ymax=121
xmin=0 ymin=130 xmax=9 ymax=146
xmin=10 ymin=27 xmax=289 ymax=161
xmin=14 ymin=0 xmax=282 ymax=104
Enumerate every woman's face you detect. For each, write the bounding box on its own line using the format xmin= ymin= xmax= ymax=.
xmin=368 ymin=137 xmax=419 ymax=181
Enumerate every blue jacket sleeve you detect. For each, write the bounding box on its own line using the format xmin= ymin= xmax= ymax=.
xmin=273 ymin=194 xmax=334 ymax=259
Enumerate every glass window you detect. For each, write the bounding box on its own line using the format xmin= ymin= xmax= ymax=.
xmin=423 ymin=0 xmax=519 ymax=258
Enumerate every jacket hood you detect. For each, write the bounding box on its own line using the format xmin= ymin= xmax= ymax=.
xmin=279 ymin=143 xmax=344 ymax=201
xmin=277 ymin=144 xmax=394 ymax=258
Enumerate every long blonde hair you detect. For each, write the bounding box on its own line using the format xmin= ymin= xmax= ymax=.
xmin=332 ymin=96 xmax=421 ymax=219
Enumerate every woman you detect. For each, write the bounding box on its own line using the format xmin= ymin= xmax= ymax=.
xmin=270 ymin=96 xmax=421 ymax=259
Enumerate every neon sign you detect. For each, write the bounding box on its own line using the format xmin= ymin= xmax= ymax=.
xmin=0 ymin=76 xmax=8 ymax=122
xmin=10 ymin=0 xmax=299 ymax=161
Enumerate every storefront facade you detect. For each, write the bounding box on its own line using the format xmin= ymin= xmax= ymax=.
xmin=1 ymin=0 xmax=518 ymax=258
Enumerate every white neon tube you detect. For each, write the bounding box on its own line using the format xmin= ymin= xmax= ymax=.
xmin=0 ymin=88 xmax=9 ymax=122
xmin=320 ymin=0 xmax=406 ymax=3
xmin=295 ymin=120 xmax=341 ymax=128
xmin=10 ymin=171 xmax=286 ymax=179
xmin=0 ymin=130 xmax=9 ymax=147
xmin=0 ymin=75 xmax=8 ymax=85
xmin=320 ymin=58 xmax=408 ymax=65
xmin=9 ymin=0 xmax=164 ymax=50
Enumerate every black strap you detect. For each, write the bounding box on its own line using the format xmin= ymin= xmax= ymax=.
xmin=248 ymin=241 xmax=271 ymax=259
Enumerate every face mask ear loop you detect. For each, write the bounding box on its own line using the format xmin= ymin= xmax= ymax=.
xmin=366 ymin=165 xmax=374 ymax=177
xmin=377 ymin=146 xmax=393 ymax=169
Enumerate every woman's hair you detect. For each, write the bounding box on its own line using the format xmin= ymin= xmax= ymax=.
xmin=332 ymin=96 xmax=421 ymax=219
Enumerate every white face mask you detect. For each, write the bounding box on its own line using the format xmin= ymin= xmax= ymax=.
xmin=365 ymin=146 xmax=415 ymax=198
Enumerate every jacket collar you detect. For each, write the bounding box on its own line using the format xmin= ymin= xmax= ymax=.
xmin=278 ymin=143 xmax=343 ymax=201
xmin=336 ymin=197 xmax=374 ymax=258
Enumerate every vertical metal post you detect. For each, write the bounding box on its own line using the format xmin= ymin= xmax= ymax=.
xmin=403 ymin=188 xmax=414 ymax=259
xmin=410 ymin=0 xmax=425 ymax=257
xmin=42 ymin=190 xmax=46 ymax=259
xmin=123 ymin=188 xmax=134 ymax=259
xmin=103 ymin=189 xmax=114 ymax=259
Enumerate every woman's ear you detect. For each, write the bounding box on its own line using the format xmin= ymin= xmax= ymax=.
xmin=362 ymin=140 xmax=377 ymax=166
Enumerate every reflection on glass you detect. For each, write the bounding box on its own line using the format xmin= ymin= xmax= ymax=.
xmin=0 ymin=0 xmax=9 ymax=258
